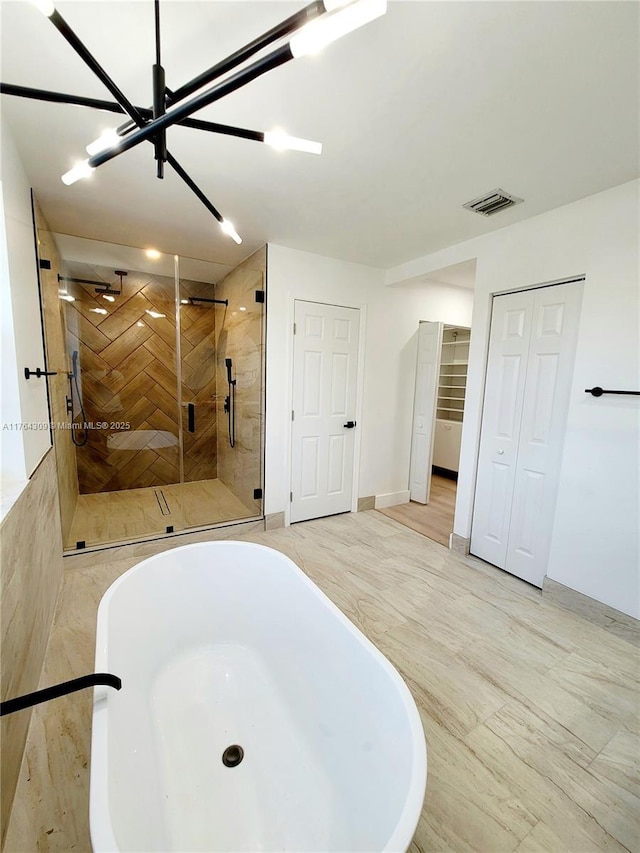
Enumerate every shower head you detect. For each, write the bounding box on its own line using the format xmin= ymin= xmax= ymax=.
xmin=95 ymin=269 xmax=127 ymax=296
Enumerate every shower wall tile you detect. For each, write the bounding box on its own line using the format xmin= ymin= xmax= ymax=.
xmin=179 ymin=278 xmax=220 ymax=483
xmin=215 ymin=248 xmax=266 ymax=514
xmin=61 ymin=264 xmax=182 ymax=493
xmin=0 ymin=449 xmax=63 ymax=848
xmin=34 ymin=202 xmax=78 ymax=542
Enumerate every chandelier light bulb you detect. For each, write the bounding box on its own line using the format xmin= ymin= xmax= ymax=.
xmin=290 ymin=0 xmax=387 ymax=58
xmin=220 ymin=219 xmax=242 ymax=244
xmin=322 ymin=0 xmax=354 ymax=10
xmin=30 ymin=0 xmax=55 ymax=17
xmin=86 ymin=129 xmax=122 ymax=156
xmin=264 ymin=130 xmax=322 ymax=155
xmin=61 ymin=159 xmax=94 ymax=185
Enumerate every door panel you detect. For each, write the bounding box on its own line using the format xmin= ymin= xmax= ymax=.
xmin=409 ymin=321 xmax=442 ymax=503
xmin=330 ymin=353 xmax=349 ymax=414
xmin=327 ymin=434 xmax=346 ymax=494
xmin=300 ymin=436 xmax=320 ymax=498
xmin=472 ymin=281 xmax=582 ymax=586
xmin=505 ymin=282 xmax=582 ymax=585
xmin=291 ymin=301 xmax=360 ymax=523
xmin=470 ymin=292 xmax=534 ymax=567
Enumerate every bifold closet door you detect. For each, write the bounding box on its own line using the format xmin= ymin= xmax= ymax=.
xmin=471 ymin=281 xmax=582 ymax=587
xmin=409 ymin=321 xmax=442 ymax=503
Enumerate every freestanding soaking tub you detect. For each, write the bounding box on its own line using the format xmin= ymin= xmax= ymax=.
xmin=90 ymin=541 xmax=427 ymax=852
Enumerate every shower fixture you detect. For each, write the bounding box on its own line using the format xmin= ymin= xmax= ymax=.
xmin=185 ymin=296 xmax=229 ymax=308
xmin=224 ymin=358 xmax=237 ymax=449
xmin=1 ymin=0 xmax=387 ymax=244
xmin=58 ymin=269 xmax=126 ymax=296
xmin=68 ymin=349 xmax=88 ymax=447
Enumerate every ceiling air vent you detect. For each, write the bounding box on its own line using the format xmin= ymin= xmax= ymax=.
xmin=463 ymin=188 xmax=524 ymax=217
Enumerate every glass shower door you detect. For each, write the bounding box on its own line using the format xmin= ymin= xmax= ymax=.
xmin=52 ymin=236 xmax=265 ymax=550
xmin=59 ymin=243 xmax=183 ymax=546
xmin=175 ymin=250 xmax=265 ymax=530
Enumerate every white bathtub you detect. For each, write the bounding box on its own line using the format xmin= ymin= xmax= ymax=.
xmin=90 ymin=541 xmax=427 ymax=852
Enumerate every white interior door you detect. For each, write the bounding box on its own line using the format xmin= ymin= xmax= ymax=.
xmin=471 ymin=281 xmax=582 ymax=586
xmin=409 ymin=321 xmax=442 ymax=503
xmin=470 ymin=294 xmax=533 ymax=567
xmin=504 ymin=282 xmax=582 ymax=585
xmin=290 ymin=301 xmax=360 ymax=523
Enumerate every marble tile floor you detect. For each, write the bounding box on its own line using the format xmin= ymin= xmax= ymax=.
xmin=5 ymin=511 xmax=639 ymax=852
xmin=64 ymin=478 xmax=254 ymax=550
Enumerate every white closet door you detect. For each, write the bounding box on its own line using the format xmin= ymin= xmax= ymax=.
xmin=505 ymin=282 xmax=582 ymax=585
xmin=470 ymin=293 xmax=534 ymax=567
xmin=290 ymin=301 xmax=360 ymax=523
xmin=471 ymin=281 xmax=582 ymax=587
xmin=409 ymin=321 xmax=442 ymax=503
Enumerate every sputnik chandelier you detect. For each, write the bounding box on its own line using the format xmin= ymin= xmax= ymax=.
xmin=1 ymin=0 xmax=387 ymax=244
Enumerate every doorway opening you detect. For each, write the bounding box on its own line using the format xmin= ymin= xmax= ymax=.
xmin=377 ymin=260 xmax=476 ymax=547
xmin=380 ymin=324 xmax=470 ymax=547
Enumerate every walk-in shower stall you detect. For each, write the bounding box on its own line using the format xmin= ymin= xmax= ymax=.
xmin=35 ymin=222 xmax=265 ymax=551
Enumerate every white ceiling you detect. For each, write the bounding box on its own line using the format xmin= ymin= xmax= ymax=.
xmin=1 ymin=0 xmax=638 ymax=270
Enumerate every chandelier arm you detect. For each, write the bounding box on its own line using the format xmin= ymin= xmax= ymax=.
xmin=0 ymin=84 xmax=265 ymax=143
xmin=47 ymin=9 xmax=146 ymax=130
xmin=88 ymin=43 xmax=294 ymax=171
xmin=113 ymin=0 xmax=325 ymax=139
xmin=153 ymin=0 xmax=166 ymax=177
xmin=166 ymin=152 xmax=223 ymax=223
xmin=168 ymin=0 xmax=325 ymax=105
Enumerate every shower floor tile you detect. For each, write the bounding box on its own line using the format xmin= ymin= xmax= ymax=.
xmin=65 ymin=479 xmax=254 ymax=550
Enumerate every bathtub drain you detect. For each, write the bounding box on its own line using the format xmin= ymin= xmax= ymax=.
xmin=222 ymin=745 xmax=244 ymax=768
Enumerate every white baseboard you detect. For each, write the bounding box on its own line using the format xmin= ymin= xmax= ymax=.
xmin=375 ymin=490 xmax=410 ymax=509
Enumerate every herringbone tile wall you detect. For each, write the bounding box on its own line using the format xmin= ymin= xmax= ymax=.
xmin=63 ymin=263 xmax=219 ymax=493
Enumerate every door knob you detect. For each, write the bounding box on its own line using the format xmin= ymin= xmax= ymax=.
xmin=343 ymin=420 xmax=357 ymax=429
xmin=497 ymin=449 xmax=504 ymax=455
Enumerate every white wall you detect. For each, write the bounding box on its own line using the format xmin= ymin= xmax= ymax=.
xmin=387 ymin=180 xmax=640 ymax=619
xmin=0 ymin=119 xmax=51 ymax=497
xmin=265 ymin=244 xmax=473 ymax=516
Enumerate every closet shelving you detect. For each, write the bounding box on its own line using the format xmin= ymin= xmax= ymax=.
xmin=436 ymin=326 xmax=470 ymax=423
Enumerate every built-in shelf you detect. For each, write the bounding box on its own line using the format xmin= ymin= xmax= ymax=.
xmin=437 ymin=325 xmax=470 ymax=426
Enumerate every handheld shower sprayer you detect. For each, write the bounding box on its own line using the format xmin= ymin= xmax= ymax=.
xmin=68 ymin=349 xmax=88 ymax=447
xmin=224 ymin=358 xmax=236 ymax=448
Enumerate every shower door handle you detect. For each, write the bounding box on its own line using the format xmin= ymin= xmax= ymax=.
xmin=187 ymin=403 xmax=195 ymax=433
